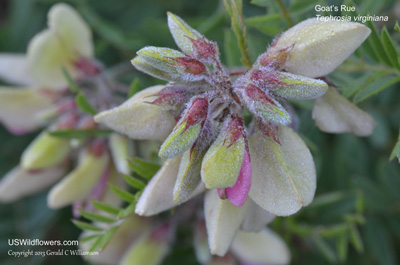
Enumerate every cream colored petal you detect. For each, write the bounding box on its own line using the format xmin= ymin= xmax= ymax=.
xmin=269 ymin=18 xmax=370 ymax=77
xmin=0 ymin=165 xmax=65 ymax=202
xmin=231 ymin=228 xmax=290 ymax=265
xmin=109 ymin=133 xmax=131 ymax=174
xmin=204 ymin=189 xmax=250 ymax=256
xmin=0 ymin=87 xmax=54 ymax=133
xmin=48 ymin=3 xmax=93 ymax=59
xmin=249 ymin=127 xmax=316 ymax=216
xmin=241 ymin=199 xmax=275 ymax=232
xmin=119 ymin=225 xmax=170 ymax=265
xmin=80 ymin=216 xmax=149 ymax=265
xmin=27 ymin=29 xmax=77 ymax=89
xmin=47 ymin=150 xmax=109 ymax=209
xmin=135 ymin=156 xmax=181 ymax=216
xmin=312 ymin=87 xmax=376 ymax=136
xmin=0 ymin=54 xmax=35 ymax=86
xmin=21 ymin=132 xmax=71 ymax=170
xmin=95 ymin=85 xmax=176 ymax=141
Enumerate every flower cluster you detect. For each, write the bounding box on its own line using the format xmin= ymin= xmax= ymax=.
xmin=96 ymin=12 xmax=375 ymax=258
xmin=0 ymin=4 xmax=128 ymax=215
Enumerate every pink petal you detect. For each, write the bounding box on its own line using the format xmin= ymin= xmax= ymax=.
xmin=225 ymin=149 xmax=251 ymax=206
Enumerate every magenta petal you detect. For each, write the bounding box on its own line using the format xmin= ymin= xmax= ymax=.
xmin=226 ymin=150 xmax=251 ymax=206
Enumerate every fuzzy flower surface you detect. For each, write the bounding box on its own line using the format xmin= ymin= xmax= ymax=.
xmin=95 ymin=13 xmax=373 ymax=256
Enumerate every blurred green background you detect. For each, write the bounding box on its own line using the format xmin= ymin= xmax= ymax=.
xmin=0 ymin=0 xmax=399 ymax=264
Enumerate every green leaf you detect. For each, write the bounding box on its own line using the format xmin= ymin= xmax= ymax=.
xmin=128 ymin=156 xmax=161 ymax=180
xmin=122 ymin=174 xmax=146 ymax=190
xmin=342 ymin=71 xmax=380 ymax=98
xmin=62 ymin=67 xmax=80 ymax=93
xmin=109 ymin=184 xmax=136 ymax=202
xmin=366 ymin=21 xmax=393 ymax=67
xmin=337 ymin=231 xmax=348 ymax=262
xmin=319 ymin=224 xmax=348 ymax=238
xmin=48 ymin=129 xmax=112 ymax=139
xmin=128 ymin=78 xmax=141 ymax=98
xmin=89 ymin=226 xmax=119 ymax=252
xmin=245 ymin=14 xmax=282 ymax=36
xmin=79 ymin=234 xmax=100 ymax=243
xmin=289 ymin=0 xmax=316 ymax=15
xmin=381 ymin=27 xmax=400 ymax=70
xmin=349 ymin=225 xmax=364 ymax=253
xmin=76 ymin=92 xmax=97 ymax=115
xmin=389 ymin=131 xmax=400 ymax=163
xmin=79 ymin=209 xmax=115 ymax=224
xmin=72 ymin=220 xmax=104 ymax=232
xmin=395 ymin=22 xmax=400 ymax=33
xmin=250 ymin=0 xmax=270 ymax=7
xmin=91 ymin=200 xmax=121 ymax=215
xmin=313 ymin=234 xmax=337 ymax=263
xmin=353 ymin=75 xmax=400 ymax=103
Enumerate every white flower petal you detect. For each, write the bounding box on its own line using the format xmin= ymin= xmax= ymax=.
xmin=204 ymin=189 xmax=250 ymax=256
xmin=249 ymin=127 xmax=316 ymax=216
xmin=312 ymin=87 xmax=376 ymax=136
xmin=135 ymin=156 xmax=181 ymax=216
xmin=95 ymin=85 xmax=176 ymax=141
xmin=21 ymin=132 xmax=70 ymax=170
xmin=47 ymin=150 xmax=109 ymax=209
xmin=0 ymin=54 xmax=35 ymax=86
xmin=231 ymin=228 xmax=290 ymax=265
xmin=109 ymin=133 xmax=131 ymax=174
xmin=0 ymin=165 xmax=65 ymax=202
xmin=47 ymin=3 xmax=93 ymax=59
xmin=241 ymin=199 xmax=275 ymax=232
xmin=0 ymin=87 xmax=54 ymax=133
xmin=269 ymin=18 xmax=371 ymax=77
xmin=27 ymin=29 xmax=77 ymax=89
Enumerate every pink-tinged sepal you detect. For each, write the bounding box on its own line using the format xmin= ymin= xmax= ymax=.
xmin=74 ymin=57 xmax=101 ymax=76
xmin=256 ymin=118 xmax=280 ymax=144
xmin=189 ymin=37 xmax=219 ymax=64
xmin=250 ymin=69 xmax=290 ymax=89
xmin=159 ymin=97 xmax=209 ymax=158
xmin=242 ymin=84 xmax=291 ymax=126
xmin=169 ymin=56 xmax=207 ymax=75
xmin=146 ymin=85 xmax=191 ymax=112
xmin=259 ymin=43 xmax=295 ymax=70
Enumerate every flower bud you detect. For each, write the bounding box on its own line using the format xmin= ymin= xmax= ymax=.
xmin=94 ymin=85 xmax=176 ymax=141
xmin=204 ymin=189 xmax=250 ymax=256
xmin=218 ymin=147 xmax=251 ymax=207
xmin=0 ymin=87 xmax=54 ymax=134
xmin=159 ymin=97 xmax=208 ymax=158
xmin=137 ymin=47 xmax=186 ymax=74
xmin=248 ymin=126 xmax=316 ymax=216
xmin=241 ymin=84 xmax=291 ymax=126
xmin=231 ymin=228 xmax=290 ymax=265
xmin=131 ymin=56 xmax=178 ymax=82
xmin=0 ymin=166 xmax=65 ymax=202
xmin=173 ymin=147 xmax=204 ymax=204
xmin=312 ymin=87 xmax=376 ymax=136
xmin=47 ymin=148 xmax=109 ymax=209
xmin=202 ymin=115 xmax=246 ymax=189
xmin=120 ymin=223 xmax=171 ymax=265
xmin=167 ymin=12 xmax=203 ymax=55
xmin=21 ymin=132 xmax=70 ymax=170
xmin=251 ymin=69 xmax=328 ymax=100
xmin=266 ymin=18 xmax=371 ymax=78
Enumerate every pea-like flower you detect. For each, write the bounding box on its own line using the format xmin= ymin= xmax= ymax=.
xmin=95 ymin=13 xmax=374 ymax=256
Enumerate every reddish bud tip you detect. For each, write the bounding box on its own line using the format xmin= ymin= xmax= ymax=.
xmin=246 ymin=84 xmax=279 ymax=108
xmin=182 ymin=97 xmax=209 ymax=131
xmin=250 ymin=69 xmax=289 ymax=88
xmin=170 ymin=57 xmax=206 ymax=75
xmin=189 ymin=37 xmax=218 ymax=61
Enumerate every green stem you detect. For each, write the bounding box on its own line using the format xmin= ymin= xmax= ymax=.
xmin=275 ymin=0 xmax=294 ymax=27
